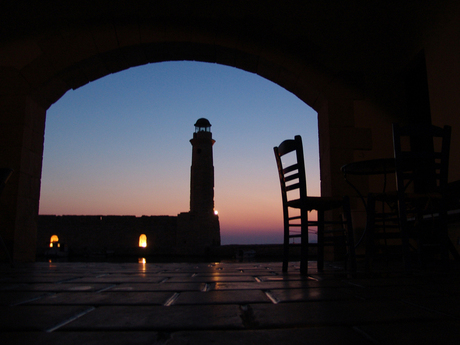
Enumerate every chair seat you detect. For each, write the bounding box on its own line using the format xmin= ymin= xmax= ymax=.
xmin=287 ymin=196 xmax=345 ymax=211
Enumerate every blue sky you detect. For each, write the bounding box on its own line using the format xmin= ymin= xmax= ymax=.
xmin=39 ymin=61 xmax=319 ymax=244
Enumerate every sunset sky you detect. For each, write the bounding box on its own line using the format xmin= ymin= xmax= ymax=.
xmin=39 ymin=61 xmax=319 ymax=245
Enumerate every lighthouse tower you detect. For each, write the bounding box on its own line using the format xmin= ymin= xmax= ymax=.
xmin=176 ymin=118 xmax=220 ymax=255
xmin=190 ymin=118 xmax=215 ymax=214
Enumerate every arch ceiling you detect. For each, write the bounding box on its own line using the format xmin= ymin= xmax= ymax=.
xmin=1 ymin=0 xmax=450 ymax=111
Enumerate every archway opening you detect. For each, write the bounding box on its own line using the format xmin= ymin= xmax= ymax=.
xmin=39 ymin=61 xmax=319 ymax=246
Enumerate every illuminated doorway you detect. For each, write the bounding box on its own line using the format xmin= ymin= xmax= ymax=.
xmin=50 ymin=235 xmax=60 ymax=248
xmin=139 ymin=234 xmax=147 ymax=248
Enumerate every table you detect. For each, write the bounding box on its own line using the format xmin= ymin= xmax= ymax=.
xmin=340 ymin=158 xmax=396 ymax=249
xmin=341 ymin=158 xmax=395 ymax=205
xmin=341 ymin=158 xmax=395 ymax=176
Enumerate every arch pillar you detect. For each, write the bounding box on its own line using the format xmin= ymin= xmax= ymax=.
xmin=317 ymin=95 xmax=374 ymax=259
xmin=0 ymin=94 xmax=46 ymax=262
xmin=317 ymin=97 xmax=372 ymax=198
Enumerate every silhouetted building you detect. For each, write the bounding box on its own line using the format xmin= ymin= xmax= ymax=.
xmin=36 ymin=119 xmax=220 ymax=258
xmin=190 ymin=118 xmax=216 ymax=214
xmin=177 ymin=118 xmax=221 ymax=254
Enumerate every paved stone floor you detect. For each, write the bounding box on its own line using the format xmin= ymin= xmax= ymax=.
xmin=1 ymin=259 xmax=459 ymax=344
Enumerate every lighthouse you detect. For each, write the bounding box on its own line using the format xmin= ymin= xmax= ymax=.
xmin=176 ymin=118 xmax=220 ymax=254
xmin=190 ymin=118 xmax=215 ymax=215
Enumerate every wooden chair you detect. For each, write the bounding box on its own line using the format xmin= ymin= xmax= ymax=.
xmin=274 ymin=135 xmax=356 ymax=275
xmin=366 ymin=123 xmax=459 ymax=271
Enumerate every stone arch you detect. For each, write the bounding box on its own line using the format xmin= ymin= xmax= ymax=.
xmin=1 ymin=20 xmax=375 ymax=262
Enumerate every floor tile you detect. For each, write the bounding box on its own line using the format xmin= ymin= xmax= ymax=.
xmin=1 ymin=331 xmax=162 ymax=345
xmin=355 ymin=319 xmax=460 ymax=344
xmin=111 ymin=283 xmax=203 ymax=292
xmin=168 ymin=327 xmax=374 ymax=345
xmin=0 ymin=291 xmax=52 ymax=306
xmin=213 ymin=279 xmax=345 ymax=290
xmin=402 ymin=295 xmax=460 ymax=318
xmin=71 ymin=275 xmax=166 ymax=283
xmin=0 ymin=305 xmax=95 ymax=331
xmin=10 ymin=283 xmax=116 ymax=292
xmin=167 ymin=275 xmax=258 ymax=283
xmin=249 ymin=299 xmax=444 ymax=328
xmin=62 ymin=305 xmax=244 ymax=331
xmin=27 ymin=291 xmax=174 ymax=306
xmin=174 ymin=290 xmax=271 ymax=305
xmin=268 ymin=287 xmax=356 ymax=302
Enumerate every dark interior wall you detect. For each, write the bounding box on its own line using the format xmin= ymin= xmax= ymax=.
xmin=403 ymin=51 xmax=432 ymax=125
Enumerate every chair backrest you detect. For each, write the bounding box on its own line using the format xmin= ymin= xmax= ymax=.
xmin=274 ymin=135 xmax=307 ymax=206
xmin=393 ymin=123 xmax=451 ymax=195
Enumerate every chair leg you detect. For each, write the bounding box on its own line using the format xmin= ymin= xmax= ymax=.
xmin=365 ymin=193 xmax=376 ymax=272
xmin=282 ymin=226 xmax=289 ymax=272
xmin=343 ymin=196 xmax=356 ymax=273
xmin=439 ymin=208 xmax=460 ymax=261
xmin=400 ymin=215 xmax=412 ymax=274
xmin=317 ymin=210 xmax=325 ymax=272
xmin=300 ymin=212 xmax=309 ymax=275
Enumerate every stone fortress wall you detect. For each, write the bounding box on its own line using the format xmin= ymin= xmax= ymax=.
xmin=37 ymin=214 xmax=178 ymax=258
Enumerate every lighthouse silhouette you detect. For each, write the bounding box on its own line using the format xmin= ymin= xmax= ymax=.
xmin=177 ymin=118 xmax=220 ymax=255
xmin=190 ymin=118 xmax=215 ymax=214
